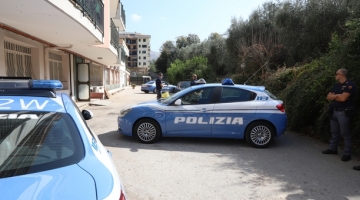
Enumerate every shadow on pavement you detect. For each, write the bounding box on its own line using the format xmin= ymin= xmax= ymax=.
xmin=98 ymin=130 xmax=360 ymax=200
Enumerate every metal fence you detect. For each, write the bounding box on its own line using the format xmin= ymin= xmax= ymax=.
xmin=110 ymin=19 xmax=119 ymax=50
xmin=70 ymin=0 xmax=104 ymax=35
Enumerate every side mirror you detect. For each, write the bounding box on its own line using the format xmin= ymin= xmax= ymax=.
xmin=174 ymin=99 xmax=182 ymax=105
xmin=82 ymin=109 xmax=93 ymax=120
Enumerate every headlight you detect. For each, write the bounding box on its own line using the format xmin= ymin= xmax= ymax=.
xmin=119 ymin=108 xmax=132 ymax=117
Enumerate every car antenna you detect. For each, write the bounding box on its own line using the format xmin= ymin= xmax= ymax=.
xmin=244 ymin=61 xmax=269 ymax=85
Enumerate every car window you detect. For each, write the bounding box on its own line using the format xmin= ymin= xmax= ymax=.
xmin=220 ymin=87 xmax=254 ymax=103
xmin=180 ymin=81 xmax=191 ymax=88
xmin=146 ymin=81 xmax=154 ymax=84
xmin=181 ymin=87 xmax=214 ymax=105
xmin=264 ymin=90 xmax=278 ymax=100
xmin=0 ymin=112 xmax=84 ymax=178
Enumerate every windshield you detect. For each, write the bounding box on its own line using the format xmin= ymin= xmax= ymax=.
xmin=145 ymin=81 xmax=154 ymax=84
xmin=0 ymin=112 xmax=84 ymax=178
xmin=162 ymin=87 xmax=193 ymax=104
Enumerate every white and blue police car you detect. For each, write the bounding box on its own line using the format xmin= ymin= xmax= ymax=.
xmin=118 ymin=78 xmax=287 ymax=148
xmin=0 ymin=78 xmax=126 ymax=200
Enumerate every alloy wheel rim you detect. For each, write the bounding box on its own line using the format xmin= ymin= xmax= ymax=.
xmin=250 ymin=125 xmax=271 ymax=145
xmin=137 ymin=123 xmax=156 ymax=141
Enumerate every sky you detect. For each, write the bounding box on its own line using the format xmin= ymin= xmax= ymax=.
xmin=121 ymin=0 xmax=272 ymax=52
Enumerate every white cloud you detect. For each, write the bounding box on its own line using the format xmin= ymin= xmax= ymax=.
xmin=131 ymin=14 xmax=142 ymax=22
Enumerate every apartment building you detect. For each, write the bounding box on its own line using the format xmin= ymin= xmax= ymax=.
xmin=119 ymin=32 xmax=151 ymax=74
xmin=0 ymin=0 xmax=129 ymax=101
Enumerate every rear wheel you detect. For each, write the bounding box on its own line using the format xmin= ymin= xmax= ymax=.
xmin=133 ymin=119 xmax=161 ymax=144
xmin=245 ymin=121 xmax=274 ymax=148
xmin=144 ymin=91 xmax=149 ymax=93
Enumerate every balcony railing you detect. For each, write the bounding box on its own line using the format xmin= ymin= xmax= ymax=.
xmin=121 ymin=3 xmax=126 ymax=28
xmin=70 ymin=0 xmax=104 ymax=35
xmin=120 ymin=47 xmax=126 ymax=63
xmin=110 ymin=19 xmax=119 ymax=51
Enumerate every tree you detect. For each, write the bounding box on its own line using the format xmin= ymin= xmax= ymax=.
xmin=167 ymin=56 xmax=209 ymax=84
xmin=175 ymin=34 xmax=201 ymax=49
xmin=155 ymin=41 xmax=176 ymax=73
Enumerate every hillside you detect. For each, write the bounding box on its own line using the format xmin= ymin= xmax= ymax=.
xmin=150 ymin=51 xmax=160 ymax=61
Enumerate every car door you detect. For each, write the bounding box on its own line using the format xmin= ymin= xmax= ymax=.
xmin=212 ymin=87 xmax=257 ymax=138
xmin=165 ymin=87 xmax=216 ymax=137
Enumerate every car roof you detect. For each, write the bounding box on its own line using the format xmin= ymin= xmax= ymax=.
xmin=0 ymin=78 xmax=67 ymax=112
xmin=193 ymin=83 xmax=265 ymax=92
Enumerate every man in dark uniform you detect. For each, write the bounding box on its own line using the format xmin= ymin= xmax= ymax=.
xmin=322 ymin=69 xmax=356 ymax=162
xmin=156 ymin=72 xmax=163 ymax=100
xmin=190 ymin=74 xmax=197 ymax=86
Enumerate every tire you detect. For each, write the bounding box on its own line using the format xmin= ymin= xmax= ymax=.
xmin=133 ymin=119 xmax=161 ymax=144
xmin=153 ymin=88 xmax=156 ymax=93
xmin=245 ymin=121 xmax=274 ymax=148
xmin=144 ymin=91 xmax=149 ymax=93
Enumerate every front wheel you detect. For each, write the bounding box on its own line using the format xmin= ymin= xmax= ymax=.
xmin=245 ymin=121 xmax=274 ymax=148
xmin=133 ymin=119 xmax=161 ymax=144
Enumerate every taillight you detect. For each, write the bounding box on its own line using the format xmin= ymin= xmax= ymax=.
xmin=119 ymin=190 xmax=126 ymax=200
xmin=276 ymin=104 xmax=285 ymax=112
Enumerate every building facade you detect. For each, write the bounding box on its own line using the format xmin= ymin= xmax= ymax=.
xmin=119 ymin=32 xmax=151 ymax=74
xmin=0 ymin=0 xmax=129 ymax=101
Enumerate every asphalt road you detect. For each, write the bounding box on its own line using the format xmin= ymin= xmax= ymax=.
xmin=84 ymin=87 xmax=360 ymax=200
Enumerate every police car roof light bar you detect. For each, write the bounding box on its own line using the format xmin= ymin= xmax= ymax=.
xmin=0 ymin=79 xmax=63 ymax=90
xmin=29 ymin=80 xmax=63 ymax=90
xmin=222 ymin=78 xmax=235 ymax=85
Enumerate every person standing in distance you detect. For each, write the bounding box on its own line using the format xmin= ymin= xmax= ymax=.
xmin=190 ymin=74 xmax=197 ymax=86
xmin=322 ymin=69 xmax=356 ymax=162
xmin=156 ymin=72 xmax=163 ymax=100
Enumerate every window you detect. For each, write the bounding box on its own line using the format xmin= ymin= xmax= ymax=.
xmin=181 ymin=87 xmax=215 ymax=105
xmin=143 ymin=39 xmax=146 ymax=42
xmin=139 ymin=39 xmax=141 ymax=42
xmin=220 ymin=87 xmax=254 ymax=103
xmin=139 ymin=62 xmax=141 ymax=65
xmin=139 ymin=56 xmax=141 ymax=59
xmin=142 ymin=51 xmax=146 ymax=54
xmin=139 ymin=51 xmax=141 ymax=53
xmin=143 ymin=62 xmax=146 ymax=65
xmin=4 ymin=41 xmax=32 ymax=77
xmin=142 ymin=45 xmax=147 ymax=48
xmin=264 ymin=90 xmax=278 ymax=100
xmin=49 ymin=52 xmax=63 ymax=80
xmin=139 ymin=45 xmax=141 ymax=48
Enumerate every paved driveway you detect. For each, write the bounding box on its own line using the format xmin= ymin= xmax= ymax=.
xmin=84 ymin=87 xmax=360 ymax=200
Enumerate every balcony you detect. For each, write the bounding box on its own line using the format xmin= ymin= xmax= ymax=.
xmin=0 ymin=0 xmax=121 ymax=66
xmin=111 ymin=1 xmax=125 ymax=31
xmin=121 ymin=3 xmax=126 ymax=28
xmin=120 ymin=47 xmax=127 ymax=63
xmin=110 ymin=19 xmax=119 ymax=50
xmin=71 ymin=0 xmax=104 ymax=35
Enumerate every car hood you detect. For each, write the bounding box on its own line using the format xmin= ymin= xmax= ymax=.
xmin=0 ymin=164 xmax=96 ymax=200
xmin=137 ymin=100 xmax=160 ymax=105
